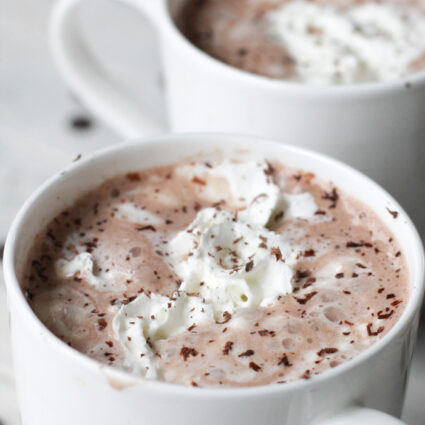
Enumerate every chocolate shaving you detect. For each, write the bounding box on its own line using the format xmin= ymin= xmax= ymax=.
xmin=249 ymin=361 xmax=262 ymax=372
xmin=136 ymin=225 xmax=156 ymax=232
xmin=377 ymin=310 xmax=394 ymax=320
xmin=192 ymin=176 xmax=206 ymax=186
xmin=295 ymin=269 xmax=311 ymax=281
xmin=97 ymin=318 xmax=107 ymax=331
xmin=271 ymin=247 xmax=283 ymax=261
xmin=180 ymin=346 xmax=198 ymax=361
xmin=258 ymin=329 xmax=276 ymax=337
xmin=245 ymin=260 xmax=254 ymax=272
xmin=222 ymin=341 xmax=234 ymax=355
xmin=322 ymin=188 xmax=339 ymax=208
xmin=126 ymin=172 xmax=141 ymax=182
xmin=386 ymin=208 xmax=399 ymax=219
xmin=264 ymin=161 xmax=275 ymax=176
xmin=317 ymin=347 xmax=338 ymax=356
xmin=303 ymin=249 xmax=315 ymax=257
xmin=274 ymin=211 xmax=284 ymax=222
xmin=278 ymin=353 xmax=292 ymax=367
xmin=121 ymin=295 xmax=137 ymax=305
xmin=238 ymin=349 xmax=255 ymax=357
xmin=367 ymin=323 xmax=385 ymax=336
xmin=302 ymin=370 xmax=311 ymax=379
xmin=294 ymin=291 xmax=317 ymax=305
xmin=303 ymin=277 xmax=316 ymax=288
xmin=219 ymin=258 xmax=228 ymax=270
xmin=216 ymin=311 xmax=232 ymax=324
xmin=346 ymin=241 xmax=373 ymax=248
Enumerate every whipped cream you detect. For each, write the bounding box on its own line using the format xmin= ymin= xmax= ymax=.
xmin=111 ymin=160 xmax=320 ymax=377
xmin=179 ymin=159 xmax=318 ymax=225
xmin=210 ymin=160 xmax=280 ymax=225
xmin=60 ymin=159 xmax=320 ymax=378
xmin=177 ymin=160 xmax=279 ymax=225
xmin=56 ymin=253 xmax=126 ymax=292
xmin=168 ymin=208 xmax=299 ymax=318
xmin=268 ymin=1 xmax=425 ymax=84
xmin=113 ymin=292 xmax=214 ymax=379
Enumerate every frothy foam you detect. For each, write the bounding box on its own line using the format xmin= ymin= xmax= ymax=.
xmin=25 ymin=155 xmax=409 ymax=387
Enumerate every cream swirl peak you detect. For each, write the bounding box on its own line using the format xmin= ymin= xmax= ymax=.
xmin=168 ymin=208 xmax=298 ymax=318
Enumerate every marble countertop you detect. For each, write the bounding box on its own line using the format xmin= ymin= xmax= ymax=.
xmin=0 ymin=1 xmax=423 ymax=424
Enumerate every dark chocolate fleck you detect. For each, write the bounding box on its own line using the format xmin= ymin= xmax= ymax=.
xmin=238 ymin=349 xmax=255 ymax=358
xmin=180 ymin=346 xmax=198 ymax=361
xmin=249 ymin=361 xmax=262 ymax=372
xmin=278 ymin=353 xmax=292 ymax=367
xmin=317 ymin=347 xmax=338 ymax=356
xmin=223 ymin=341 xmax=234 ymax=355
xmin=136 ymin=225 xmax=156 ymax=232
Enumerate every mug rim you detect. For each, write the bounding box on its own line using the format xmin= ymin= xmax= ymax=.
xmin=4 ymin=133 xmax=425 ymax=399
xmin=158 ymin=0 xmax=425 ymax=96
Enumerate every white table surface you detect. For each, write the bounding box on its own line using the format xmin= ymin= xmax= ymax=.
xmin=0 ymin=1 xmax=424 ymax=424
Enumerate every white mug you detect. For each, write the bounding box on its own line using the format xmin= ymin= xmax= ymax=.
xmin=4 ymin=133 xmax=424 ymax=425
xmin=49 ymin=0 xmax=425 ymax=235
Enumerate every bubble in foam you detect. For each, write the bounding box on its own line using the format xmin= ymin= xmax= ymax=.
xmin=324 ymin=306 xmax=345 ymax=323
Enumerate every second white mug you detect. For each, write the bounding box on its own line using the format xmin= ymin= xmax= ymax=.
xmin=49 ymin=0 xmax=425 ymax=234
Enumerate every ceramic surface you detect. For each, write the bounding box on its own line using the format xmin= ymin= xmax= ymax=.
xmin=4 ymin=134 xmax=425 ymax=425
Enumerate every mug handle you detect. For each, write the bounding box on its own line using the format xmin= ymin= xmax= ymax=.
xmin=316 ymin=406 xmax=407 ymax=425
xmin=50 ymin=0 xmax=165 ymax=138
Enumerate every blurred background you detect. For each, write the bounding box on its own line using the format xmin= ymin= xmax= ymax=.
xmin=0 ymin=1 xmax=424 ymax=424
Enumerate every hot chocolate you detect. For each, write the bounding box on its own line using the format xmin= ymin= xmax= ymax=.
xmin=178 ymin=0 xmax=425 ymax=84
xmin=25 ymin=154 xmax=408 ymax=387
